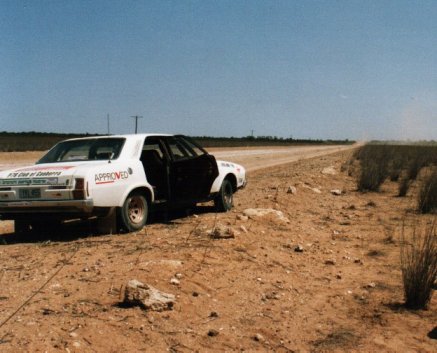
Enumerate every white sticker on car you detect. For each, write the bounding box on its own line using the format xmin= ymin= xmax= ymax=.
xmin=95 ymin=171 xmax=129 ymax=185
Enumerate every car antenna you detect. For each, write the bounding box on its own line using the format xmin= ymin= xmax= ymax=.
xmin=108 ymin=152 xmax=114 ymax=164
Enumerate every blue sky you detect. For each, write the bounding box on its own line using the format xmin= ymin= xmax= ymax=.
xmin=1 ymin=0 xmax=436 ymax=140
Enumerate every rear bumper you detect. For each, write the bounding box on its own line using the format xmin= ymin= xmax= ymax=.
xmin=0 ymin=199 xmax=94 ymax=217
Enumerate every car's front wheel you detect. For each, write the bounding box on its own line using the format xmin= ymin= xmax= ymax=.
xmin=118 ymin=191 xmax=148 ymax=232
xmin=214 ymin=179 xmax=234 ymax=212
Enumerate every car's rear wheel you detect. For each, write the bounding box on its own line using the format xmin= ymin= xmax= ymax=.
xmin=214 ymin=179 xmax=234 ymax=212
xmin=118 ymin=191 xmax=148 ymax=232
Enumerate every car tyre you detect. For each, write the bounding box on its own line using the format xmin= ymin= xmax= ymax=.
xmin=118 ymin=191 xmax=148 ymax=232
xmin=214 ymin=179 xmax=234 ymax=212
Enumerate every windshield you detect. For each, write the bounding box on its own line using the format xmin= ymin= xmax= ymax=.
xmin=37 ymin=138 xmax=126 ymax=164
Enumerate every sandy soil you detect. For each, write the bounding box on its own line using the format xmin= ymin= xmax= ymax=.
xmin=0 ymin=144 xmax=359 ymax=172
xmin=0 ymin=147 xmax=436 ymax=352
xmin=209 ymin=145 xmax=358 ymax=172
xmin=0 ymin=151 xmax=44 ymax=171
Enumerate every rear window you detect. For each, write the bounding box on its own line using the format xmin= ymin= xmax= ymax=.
xmin=37 ymin=138 xmax=126 ymax=164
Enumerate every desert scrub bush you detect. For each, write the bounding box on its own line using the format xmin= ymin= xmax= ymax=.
xmin=389 ymin=158 xmax=404 ymax=181
xmin=398 ymin=175 xmax=411 ymax=197
xmin=356 ymin=144 xmax=437 ymax=193
xmin=400 ymin=219 xmax=437 ymax=309
xmin=357 ymin=145 xmax=391 ymax=191
xmin=418 ymin=168 xmax=437 ymax=214
xmin=407 ymin=155 xmax=428 ymax=181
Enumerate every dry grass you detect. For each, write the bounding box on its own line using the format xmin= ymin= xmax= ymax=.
xmin=356 ymin=144 xmax=437 ymax=213
xmin=418 ymin=168 xmax=437 ymax=214
xmin=400 ymin=219 xmax=437 ymax=309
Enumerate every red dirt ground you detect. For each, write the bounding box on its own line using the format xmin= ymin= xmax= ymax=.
xmin=0 ymin=148 xmax=436 ymax=352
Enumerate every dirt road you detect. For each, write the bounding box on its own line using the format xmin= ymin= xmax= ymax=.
xmin=209 ymin=144 xmax=358 ymax=171
xmin=0 ymin=144 xmax=359 ymax=172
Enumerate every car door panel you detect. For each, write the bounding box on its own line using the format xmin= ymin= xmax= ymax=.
xmin=171 ymin=154 xmax=218 ymax=201
xmin=164 ymin=136 xmax=219 ymax=202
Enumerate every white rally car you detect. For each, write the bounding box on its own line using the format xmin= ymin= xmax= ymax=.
xmin=0 ymin=134 xmax=246 ymax=233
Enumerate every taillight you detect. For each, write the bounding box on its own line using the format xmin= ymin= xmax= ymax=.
xmin=73 ymin=178 xmax=86 ymax=200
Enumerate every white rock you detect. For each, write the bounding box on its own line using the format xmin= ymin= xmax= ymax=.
xmin=170 ymin=278 xmax=180 ymax=285
xmin=123 ymin=279 xmax=175 ymax=311
xmin=236 ymin=214 xmax=249 ymax=221
xmin=322 ymin=166 xmax=337 ymax=175
xmin=239 ymin=225 xmax=248 ymax=233
xmin=330 ymin=189 xmax=342 ymax=196
xmin=254 ymin=333 xmax=265 ymax=342
xmin=294 ymin=244 xmax=304 ymax=252
xmin=243 ymin=208 xmax=290 ymax=223
xmin=324 ymin=259 xmax=336 ymax=265
xmin=301 ymin=183 xmax=322 ymax=194
xmin=139 ymin=260 xmax=183 ymax=268
xmin=287 ymin=186 xmax=297 ymax=194
xmin=208 ymin=224 xmax=237 ymax=239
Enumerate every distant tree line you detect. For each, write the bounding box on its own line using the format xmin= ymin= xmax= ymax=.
xmin=0 ymin=131 xmax=354 ymax=152
xmin=369 ymin=140 xmax=437 ymax=146
xmin=192 ymin=135 xmax=354 ymax=147
xmin=0 ymin=132 xmax=98 ymax=152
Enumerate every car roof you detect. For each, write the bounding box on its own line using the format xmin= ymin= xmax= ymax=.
xmin=64 ymin=133 xmax=174 ymax=142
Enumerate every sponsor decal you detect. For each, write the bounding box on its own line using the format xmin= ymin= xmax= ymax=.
xmin=221 ymin=162 xmax=234 ymax=168
xmin=95 ymin=170 xmax=129 ymax=185
xmin=15 ymin=166 xmax=74 ymax=172
xmin=0 ymin=177 xmax=59 ymax=186
xmin=7 ymin=170 xmax=64 ymax=178
xmin=2 ymin=201 xmax=31 ymax=207
xmin=4 ymin=166 xmax=73 ymax=181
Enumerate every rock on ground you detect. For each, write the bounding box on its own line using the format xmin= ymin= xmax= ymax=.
xmin=322 ymin=166 xmax=337 ymax=175
xmin=301 ymin=184 xmax=322 ymax=194
xmin=123 ymin=279 xmax=175 ymax=311
xmin=243 ymin=208 xmax=290 ymax=223
xmin=287 ymin=186 xmax=297 ymax=194
xmin=208 ymin=224 xmax=238 ymax=239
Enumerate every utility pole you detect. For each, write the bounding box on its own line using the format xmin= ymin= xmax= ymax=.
xmin=107 ymin=114 xmax=110 ymax=135
xmin=130 ymin=115 xmax=143 ymax=134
